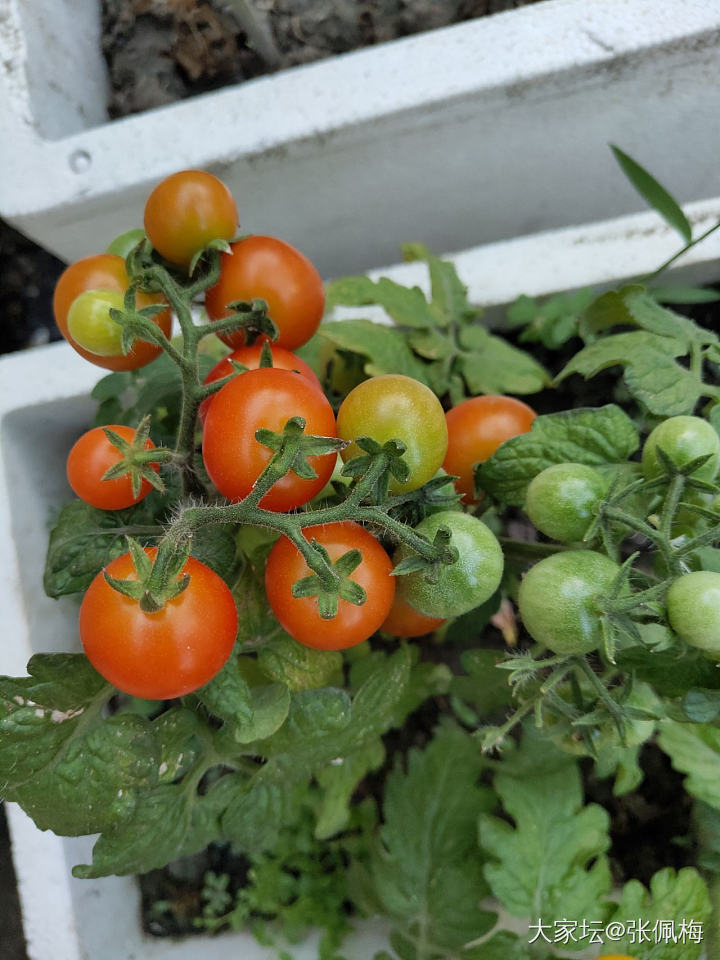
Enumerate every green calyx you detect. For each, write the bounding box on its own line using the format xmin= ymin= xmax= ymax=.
xmin=103 ymin=536 xmax=192 ymax=613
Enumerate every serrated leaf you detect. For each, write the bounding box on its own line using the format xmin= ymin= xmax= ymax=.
xmin=582 ymin=286 xmax=705 ymax=345
xmin=457 ymin=326 xmax=550 ymax=395
xmin=370 ymin=725 xmax=496 ymax=954
xmin=315 ymin=739 xmax=385 ymax=839
xmin=559 ymin=330 xmax=686 ymax=380
xmin=326 ymin=275 xmax=437 ymax=329
xmin=480 ymin=731 xmax=612 ymax=924
xmin=623 ymin=349 xmax=703 ymax=416
xmin=318 ymin=319 xmax=433 ymax=385
xmin=219 ymin=777 xmax=308 ymax=853
xmin=189 ymin=523 xmax=240 ymax=584
xmin=44 ymin=499 xmax=161 ymax=598
xmin=257 ymin=634 xmax=342 ymax=691
xmin=611 ymin=145 xmax=692 ymax=242
xmin=658 ymin=720 xmax=720 ymax=809
xmin=478 ymin=405 xmax=639 ymax=506
xmin=74 ymin=782 xmax=219 ymax=878
xmin=609 ymin=867 xmax=710 ymax=960
xmin=0 ymin=655 xmax=158 ymax=835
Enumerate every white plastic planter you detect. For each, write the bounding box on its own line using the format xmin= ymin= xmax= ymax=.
xmin=2 ymin=1 xmax=720 ymax=277
xmin=2 ymin=204 xmax=719 ymax=960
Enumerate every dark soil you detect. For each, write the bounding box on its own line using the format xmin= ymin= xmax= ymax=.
xmin=101 ymin=0 xmax=543 ymax=118
xmin=0 ymin=220 xmax=64 ymax=355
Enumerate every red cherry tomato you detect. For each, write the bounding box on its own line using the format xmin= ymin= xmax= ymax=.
xmin=144 ymin=170 xmax=238 ymax=267
xmin=443 ymin=395 xmax=537 ymax=502
xmin=53 ymin=254 xmax=172 ymax=370
xmin=202 ymin=367 xmax=337 ymax=510
xmin=265 ymin=522 xmax=395 ymax=650
xmin=199 ymin=344 xmax=322 ymax=424
xmin=205 ymin=236 xmax=324 ymax=351
xmin=380 ymin=593 xmax=445 ymax=638
xmin=67 ymin=425 xmax=158 ymax=511
xmin=80 ymin=548 xmax=238 ymax=699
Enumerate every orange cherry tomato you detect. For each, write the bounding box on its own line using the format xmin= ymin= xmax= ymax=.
xmin=265 ymin=522 xmax=395 ymax=650
xmin=53 ymin=254 xmax=172 ymax=370
xmin=205 ymin=236 xmax=324 ymax=351
xmin=67 ymin=425 xmax=158 ymax=511
xmin=202 ymin=367 xmax=337 ymax=511
xmin=144 ymin=170 xmax=238 ymax=267
xmin=443 ymin=395 xmax=536 ymax=502
xmin=380 ymin=593 xmax=444 ymax=638
xmin=80 ymin=548 xmax=238 ymax=699
xmin=199 ymin=343 xmax=322 ymax=424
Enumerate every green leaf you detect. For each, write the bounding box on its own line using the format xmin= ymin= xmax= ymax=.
xmin=189 ymin=523 xmax=240 ymax=584
xmin=622 ymin=349 xmax=703 ymax=416
xmin=559 ymin=330 xmax=685 ymax=379
xmin=650 ymin=285 xmax=720 ymax=305
xmin=197 ymin=660 xmax=290 ymax=744
xmin=507 ymin=289 xmax=594 ymax=350
xmin=480 ymin=731 xmax=612 ymax=924
xmin=0 ymin=654 xmax=159 ymax=835
xmin=44 ymin=499 xmax=161 ymax=598
xmin=318 ymin=319 xmax=433 ymax=385
xmin=478 ymin=405 xmax=639 ymax=506
xmin=451 ymin=649 xmax=514 ymax=718
xmin=617 ymin=643 xmax=720 ymax=699
xmin=257 ymin=634 xmax=342 ymax=691
xmin=370 ymin=725 xmax=497 ymax=954
xmin=326 ymin=275 xmax=437 ymax=329
xmin=609 ymin=867 xmax=710 ymax=960
xmin=220 ymin=777 xmax=308 ymax=853
xmin=582 ymin=286 xmax=705 ymax=345
xmin=457 ymin=326 xmax=550 ymax=395
xmin=611 ymin=145 xmax=692 ymax=242
xmin=658 ymin=720 xmax=720 ymax=809
xmin=315 ymin=738 xmax=385 ymax=839
xmin=74 ymin=782 xmax=219 ymax=878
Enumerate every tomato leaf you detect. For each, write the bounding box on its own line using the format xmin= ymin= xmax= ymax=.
xmin=480 ymin=730 xmax=612 ymax=925
xmin=197 ymin=660 xmax=290 ymax=744
xmin=44 ymin=498 xmax=161 ymax=598
xmin=315 ymin=738 xmax=385 ymax=840
xmin=458 ymin=326 xmax=551 ymax=395
xmin=318 ymin=319 xmax=434 ymax=385
xmin=257 ymin=634 xmax=343 ymax=692
xmin=611 ymin=145 xmax=692 ymax=242
xmin=0 ymin=654 xmax=158 ymax=835
xmin=326 ymin=275 xmax=438 ymax=329
xmin=189 ymin=523 xmax=240 ymax=585
xmin=478 ymin=405 xmax=639 ymax=506
xmin=369 ymin=724 xmax=497 ymax=954
xmin=608 ymin=867 xmax=710 ymax=960
xmin=658 ymin=720 xmax=720 ymax=811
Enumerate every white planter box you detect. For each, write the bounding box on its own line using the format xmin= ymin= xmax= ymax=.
xmin=2 ymin=204 xmax=719 ymax=960
xmin=2 ymin=1 xmax=720 ymax=277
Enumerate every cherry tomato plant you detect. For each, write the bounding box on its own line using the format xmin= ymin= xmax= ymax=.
xmin=3 ymin=157 xmax=720 ymax=959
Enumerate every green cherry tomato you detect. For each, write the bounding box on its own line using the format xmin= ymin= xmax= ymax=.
xmin=337 ymin=375 xmax=448 ymax=494
xmin=525 ymin=463 xmax=607 ymax=543
xmin=642 ymin=415 xmax=720 ymax=481
xmin=105 ymin=228 xmax=147 ymax=258
xmin=518 ymin=550 xmax=621 ymax=655
xmin=667 ymin=571 xmax=720 ymax=655
xmin=395 ymin=510 xmax=504 ymax=618
xmin=67 ymin=289 xmax=127 ymax=357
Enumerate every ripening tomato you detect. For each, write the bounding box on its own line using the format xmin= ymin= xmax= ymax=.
xmin=205 ymin=236 xmax=324 ymax=350
xmin=53 ymin=254 xmax=172 ymax=370
xmin=443 ymin=395 xmax=537 ymax=502
xmin=595 ymin=956 xmax=638 ymax=960
xmin=337 ymin=375 xmax=448 ymax=494
xmin=265 ymin=522 xmax=395 ymax=650
xmin=202 ymin=367 xmax=337 ymax=510
xmin=144 ymin=170 xmax=238 ymax=267
xmin=67 ymin=424 xmax=158 ymax=510
xmin=380 ymin=593 xmax=444 ymax=638
xmin=199 ymin=344 xmax=322 ymax=424
xmin=80 ymin=548 xmax=238 ymax=699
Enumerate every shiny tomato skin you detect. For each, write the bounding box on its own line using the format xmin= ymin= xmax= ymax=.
xmin=53 ymin=254 xmax=171 ymax=370
xmin=380 ymin=593 xmax=444 ymax=638
xmin=265 ymin=522 xmax=395 ymax=650
xmin=443 ymin=395 xmax=537 ymax=502
xmin=525 ymin=463 xmax=607 ymax=543
xmin=67 ymin=424 xmax=158 ymax=511
xmin=199 ymin=344 xmax=322 ymax=424
xmin=337 ymin=374 xmax=448 ymax=494
xmin=202 ymin=367 xmax=337 ymax=510
xmin=642 ymin=415 xmax=720 ymax=481
xmin=144 ymin=170 xmax=238 ymax=267
xmin=80 ymin=548 xmax=238 ymax=699
xmin=667 ymin=571 xmax=720 ymax=655
xmin=205 ymin=236 xmax=324 ymax=350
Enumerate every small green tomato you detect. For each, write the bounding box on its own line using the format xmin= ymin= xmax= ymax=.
xmin=67 ymin=289 xmax=127 ymax=357
xmin=525 ymin=463 xmax=606 ymax=542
